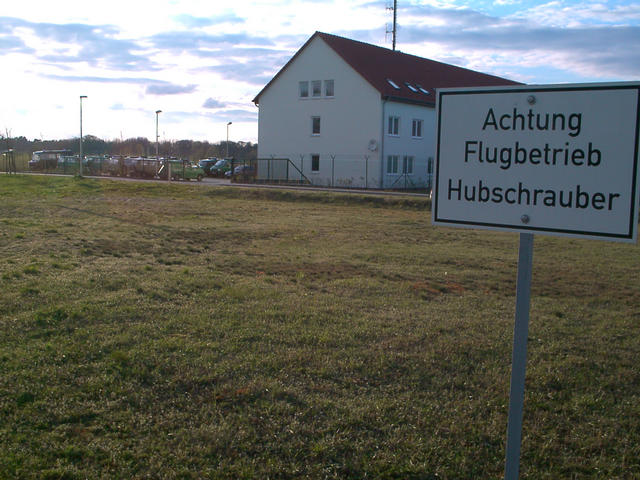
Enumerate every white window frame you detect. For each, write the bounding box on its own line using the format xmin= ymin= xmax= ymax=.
xmin=311 ymin=80 xmax=322 ymax=97
xmin=299 ymin=81 xmax=309 ymax=98
xmin=311 ymin=116 xmax=321 ymax=136
xmin=311 ymin=154 xmax=320 ymax=173
xmin=412 ymin=119 xmax=423 ymax=138
xmin=387 ymin=116 xmax=399 ymax=136
xmin=324 ymin=79 xmax=334 ymax=97
xmin=402 ymin=155 xmax=414 ymax=174
xmin=386 ymin=155 xmax=399 ymax=174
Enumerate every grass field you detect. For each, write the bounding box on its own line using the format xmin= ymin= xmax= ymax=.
xmin=1 ymin=174 xmax=639 ymax=479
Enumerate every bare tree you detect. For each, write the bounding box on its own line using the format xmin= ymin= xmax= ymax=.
xmin=4 ymin=128 xmax=12 ymax=150
xmin=2 ymin=127 xmax=17 ymax=174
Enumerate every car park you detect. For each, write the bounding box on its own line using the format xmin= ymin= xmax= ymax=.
xmin=29 ymin=149 xmax=73 ymax=170
xmin=159 ymin=160 xmax=204 ymax=181
xmin=209 ymin=159 xmax=231 ymax=177
xmin=225 ymin=164 xmax=255 ymax=180
xmin=198 ymin=158 xmax=219 ymax=176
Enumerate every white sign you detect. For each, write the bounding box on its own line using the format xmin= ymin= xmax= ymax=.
xmin=433 ymin=83 xmax=640 ymax=242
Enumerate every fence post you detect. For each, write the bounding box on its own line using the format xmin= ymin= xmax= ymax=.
xmin=331 ymin=154 xmax=336 ymax=187
xmin=299 ymin=154 xmax=304 ymax=184
xmin=365 ymin=155 xmax=369 ymax=190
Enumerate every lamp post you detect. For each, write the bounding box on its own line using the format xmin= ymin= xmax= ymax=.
xmin=155 ymin=110 xmax=162 ymax=160
xmin=79 ymin=95 xmax=87 ymax=176
xmin=226 ymin=121 xmax=232 ymax=159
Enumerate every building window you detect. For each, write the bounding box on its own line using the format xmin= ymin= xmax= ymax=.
xmin=299 ymin=81 xmax=309 ymax=98
xmin=386 ymin=155 xmax=399 ymax=174
xmin=324 ymin=79 xmax=334 ymax=97
xmin=402 ymin=156 xmax=414 ymax=174
xmin=311 ymin=116 xmax=321 ymax=135
xmin=312 ymin=80 xmax=322 ymax=97
xmin=311 ymin=154 xmax=320 ymax=172
xmin=386 ymin=78 xmax=401 ymax=90
xmin=405 ymin=82 xmax=418 ymax=92
xmin=412 ymin=119 xmax=423 ymax=138
xmin=387 ymin=116 xmax=399 ymax=136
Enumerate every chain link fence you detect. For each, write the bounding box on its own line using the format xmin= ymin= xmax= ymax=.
xmin=2 ymin=151 xmax=29 ymax=173
xmin=8 ymin=154 xmax=202 ymax=180
xmin=6 ymin=152 xmax=433 ymax=193
xmin=253 ymin=154 xmax=434 ymax=191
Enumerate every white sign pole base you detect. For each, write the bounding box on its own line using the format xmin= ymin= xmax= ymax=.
xmin=504 ymin=232 xmax=534 ymax=479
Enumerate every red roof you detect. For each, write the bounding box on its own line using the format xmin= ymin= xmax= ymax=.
xmin=253 ymin=31 xmax=521 ymax=106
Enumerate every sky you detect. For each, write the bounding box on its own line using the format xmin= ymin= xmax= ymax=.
xmin=1 ymin=0 xmax=638 ymax=145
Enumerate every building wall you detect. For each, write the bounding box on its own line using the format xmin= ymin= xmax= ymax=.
xmin=256 ymin=36 xmax=383 ymax=188
xmin=381 ymin=101 xmax=436 ymax=189
xmin=256 ymin=36 xmax=438 ymax=189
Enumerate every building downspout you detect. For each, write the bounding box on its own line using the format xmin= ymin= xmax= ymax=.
xmin=380 ymin=97 xmax=388 ymax=189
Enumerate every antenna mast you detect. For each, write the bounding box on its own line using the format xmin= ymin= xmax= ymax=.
xmin=386 ymin=0 xmax=398 ymax=51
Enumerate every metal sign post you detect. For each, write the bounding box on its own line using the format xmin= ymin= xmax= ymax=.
xmin=504 ymin=232 xmax=534 ymax=479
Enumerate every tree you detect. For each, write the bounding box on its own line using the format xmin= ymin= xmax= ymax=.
xmin=5 ymin=135 xmax=256 ymax=162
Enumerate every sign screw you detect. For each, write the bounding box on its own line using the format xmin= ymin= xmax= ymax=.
xmin=527 ymin=95 xmax=536 ymax=105
xmin=521 ymin=215 xmax=530 ymax=224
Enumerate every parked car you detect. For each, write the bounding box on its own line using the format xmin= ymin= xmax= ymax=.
xmin=125 ymin=157 xmax=161 ymax=178
xmin=225 ymin=164 xmax=255 ymax=179
xmin=198 ymin=158 xmax=219 ymax=176
xmin=29 ymin=149 xmax=73 ymax=170
xmin=209 ymin=159 xmax=231 ymax=177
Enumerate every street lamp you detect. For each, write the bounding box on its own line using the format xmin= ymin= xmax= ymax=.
xmin=226 ymin=121 xmax=232 ymax=159
xmin=79 ymin=95 xmax=87 ymax=176
xmin=155 ymin=110 xmax=162 ymax=160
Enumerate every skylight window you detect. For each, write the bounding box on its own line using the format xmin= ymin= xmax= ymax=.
xmin=405 ymin=82 xmax=418 ymax=92
xmin=386 ymin=78 xmax=401 ymax=90
xmin=416 ymin=85 xmax=430 ymax=94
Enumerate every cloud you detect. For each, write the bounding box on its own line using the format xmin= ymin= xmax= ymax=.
xmin=351 ymin=4 xmax=640 ymax=81
xmin=401 ymin=4 xmax=504 ymax=29
xmin=208 ymin=108 xmax=257 ymax=123
xmin=40 ymin=73 xmax=199 ymax=96
xmin=0 ymin=16 xmax=156 ymax=71
xmin=494 ymin=0 xmax=520 ymax=5
xmin=0 ymin=18 xmax=34 ymax=53
xmin=195 ymin=45 xmax=292 ymax=61
xmin=149 ymin=31 xmax=272 ymax=52
xmin=0 ymin=34 xmax=33 ymax=53
xmin=513 ymin=2 xmax=640 ymax=27
xmin=203 ymin=58 xmax=285 ymax=86
xmin=40 ymin=73 xmax=166 ymax=84
xmin=422 ymin=23 xmax=638 ymax=78
xmin=163 ymin=108 xmax=257 ymax=124
xmin=203 ymin=98 xmax=225 ymax=109
xmin=174 ymin=13 xmax=245 ymax=28
xmin=145 ymin=84 xmax=197 ymax=95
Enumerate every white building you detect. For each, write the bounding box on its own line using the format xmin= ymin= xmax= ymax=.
xmin=253 ymin=32 xmax=519 ymax=189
